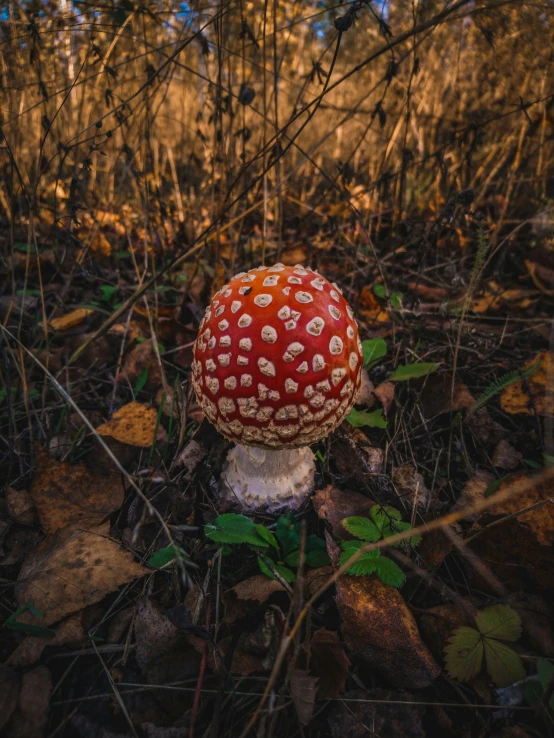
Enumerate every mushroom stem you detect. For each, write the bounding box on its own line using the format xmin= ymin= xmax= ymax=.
xmin=220 ymin=444 xmax=316 ymax=512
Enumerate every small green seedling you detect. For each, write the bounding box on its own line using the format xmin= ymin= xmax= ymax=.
xmin=204 ymin=512 xmax=329 ymax=583
xmin=444 ymin=604 xmax=526 ymax=687
xmin=3 ymin=604 xmax=56 ymax=638
xmin=340 ymin=504 xmax=421 ymax=588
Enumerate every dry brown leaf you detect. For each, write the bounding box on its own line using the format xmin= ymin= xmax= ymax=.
xmin=374 ymin=381 xmax=395 ymax=414
xmin=418 ymin=602 xmax=475 ymax=663
xmin=122 ymin=339 xmax=163 ymax=390
xmin=420 ymin=374 xmax=475 ymax=418
xmin=134 ymin=598 xmax=200 ymax=685
xmin=500 ymin=351 xmax=554 ymax=416
xmin=16 ymin=524 xmax=147 ymax=625
xmin=290 ymin=669 xmax=318 ymax=726
xmin=89 ymin=231 xmax=112 ymax=259
xmin=96 ymin=401 xmax=167 ymax=447
xmin=358 ymin=286 xmax=389 ymax=323
xmin=49 ymin=308 xmax=94 ymax=332
xmin=312 ymin=485 xmax=375 ymax=540
xmin=223 ymin=575 xmax=285 ymax=624
xmin=29 ymin=446 xmax=124 ymax=534
xmin=5 ymin=487 xmax=36 ymax=526
xmin=416 ymin=527 xmax=455 ymax=568
xmin=0 ymin=665 xmax=20 ymax=731
xmin=331 ymin=429 xmax=384 ymax=484
xmin=5 ymin=666 xmax=51 ymax=738
xmin=469 ymin=473 xmax=554 ymax=591
xmin=354 ymin=368 xmax=375 ymax=407
xmin=7 ymin=612 xmax=86 ymax=667
xmin=336 ymin=575 xmax=441 ymax=689
xmin=491 ymin=440 xmax=522 ymax=470
xmin=486 ymin=472 xmax=554 ymax=546
xmin=308 ymin=628 xmax=350 ymax=699
xmin=451 ymin=471 xmax=495 ymax=520
xmin=392 ymin=463 xmax=432 ymax=511
xmin=281 ymin=247 xmax=307 ymax=265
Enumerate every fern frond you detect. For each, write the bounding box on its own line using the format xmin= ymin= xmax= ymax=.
xmin=469 ymin=358 xmax=542 ymax=415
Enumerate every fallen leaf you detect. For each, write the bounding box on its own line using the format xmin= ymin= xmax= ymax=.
xmin=122 ymin=339 xmax=162 ymax=390
xmin=89 ymin=230 xmax=112 ymax=259
xmin=5 ymin=487 xmax=37 ymax=526
xmin=290 ymin=669 xmax=318 ymax=726
xmin=0 ymin=665 xmax=20 ymax=731
xmin=469 ymin=474 xmax=554 ymax=591
xmin=328 ymin=687 xmax=426 ymax=738
xmin=312 ymin=485 xmax=376 ymax=539
xmin=359 ymin=286 xmax=389 ymax=323
xmin=281 ymin=247 xmax=307 ymax=265
xmin=135 ymin=598 xmax=200 ymax=684
xmin=336 ymin=575 xmax=441 ymax=688
xmin=491 ymin=440 xmax=522 ymax=470
xmin=416 ymin=527 xmax=455 ymax=568
xmin=374 ymin=381 xmax=395 ymax=414
xmin=16 ymin=524 xmax=147 ymax=625
xmin=407 ymin=281 xmax=448 ymax=301
xmin=500 ymin=352 xmax=554 ymax=416
xmin=331 ymin=429 xmax=384 ymax=485
xmin=392 ymin=463 xmax=433 ymax=511
xmin=96 ymin=401 xmax=167 ymax=447
xmin=5 ymin=666 xmax=51 ymax=738
xmin=49 ymin=308 xmax=94 ymax=332
xmin=354 ymin=369 xmax=375 ymax=407
xmin=465 ymin=406 xmax=507 ymax=445
xmin=420 ymin=374 xmax=476 ymax=418
xmin=418 ymin=602 xmax=475 ymax=663
xmin=451 ymin=471 xmax=495 ymax=521
xmin=222 ymin=575 xmax=285 ymax=623
xmin=485 ymin=472 xmax=554 ymax=546
xmin=7 ymin=612 xmax=86 ymax=667
xmin=29 ymin=446 xmax=124 ymax=534
xmin=308 ymin=628 xmax=350 ymax=699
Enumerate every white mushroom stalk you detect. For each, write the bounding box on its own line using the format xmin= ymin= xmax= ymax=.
xmin=191 ymin=263 xmax=363 ymax=512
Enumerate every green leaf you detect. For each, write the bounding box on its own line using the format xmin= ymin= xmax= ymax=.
xmin=537 ymin=657 xmax=554 ymax=691
xmin=342 ymin=516 xmax=381 ymax=542
xmin=373 ymin=555 xmax=405 ymax=588
xmin=373 ymin=284 xmax=386 ymax=298
xmin=390 ymin=362 xmax=440 ymax=381
xmin=484 ymin=475 xmax=511 ymax=498
xmin=444 ymin=627 xmax=484 ymax=682
xmin=483 ymin=637 xmax=526 ymax=687
xmin=275 ymin=513 xmax=300 ymax=557
xmin=134 ymin=367 xmax=149 ymax=394
xmin=543 ymin=453 xmax=554 ymax=467
xmin=339 ymin=541 xmax=380 ymax=576
xmin=362 ymin=338 xmax=387 ymax=369
xmin=258 ymin=557 xmax=296 ymax=583
xmin=306 ymin=548 xmax=330 ymax=568
xmin=100 ymin=285 xmax=118 ymax=302
xmin=347 ymin=408 xmax=388 ymax=429
xmin=255 ymin=525 xmax=279 ymax=550
xmin=536 ymin=658 xmax=554 ymax=709
xmin=390 ymin=291 xmax=403 ymax=309
xmin=370 ymin=505 xmax=403 ymax=537
xmin=475 ymin=605 xmax=522 ymax=641
xmin=147 ymin=544 xmax=186 ymax=568
xmin=204 ymin=513 xmax=270 ymax=547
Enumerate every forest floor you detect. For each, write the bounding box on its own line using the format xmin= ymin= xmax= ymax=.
xmin=1 ymin=190 xmax=554 ymax=738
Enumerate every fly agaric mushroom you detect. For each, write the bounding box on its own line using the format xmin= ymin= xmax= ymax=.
xmin=191 ymin=264 xmax=363 ymax=511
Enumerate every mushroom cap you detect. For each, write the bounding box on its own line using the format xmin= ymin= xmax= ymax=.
xmin=191 ymin=264 xmax=363 ymax=449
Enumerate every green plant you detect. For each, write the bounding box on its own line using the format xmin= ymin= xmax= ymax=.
xmin=523 ymin=657 xmax=554 ymax=710
xmin=444 ymin=604 xmax=526 ymax=687
xmin=339 ymin=505 xmax=421 ymax=588
xmin=204 ymin=513 xmax=329 ymax=583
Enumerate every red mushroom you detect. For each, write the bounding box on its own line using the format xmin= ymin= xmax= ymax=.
xmin=191 ymin=263 xmax=363 ymax=511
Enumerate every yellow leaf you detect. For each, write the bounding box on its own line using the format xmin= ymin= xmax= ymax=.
xmin=500 ymin=352 xmax=554 ymax=416
xmin=483 ymin=637 xmax=526 ymax=687
xmin=49 ymin=308 xmax=94 ymax=331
